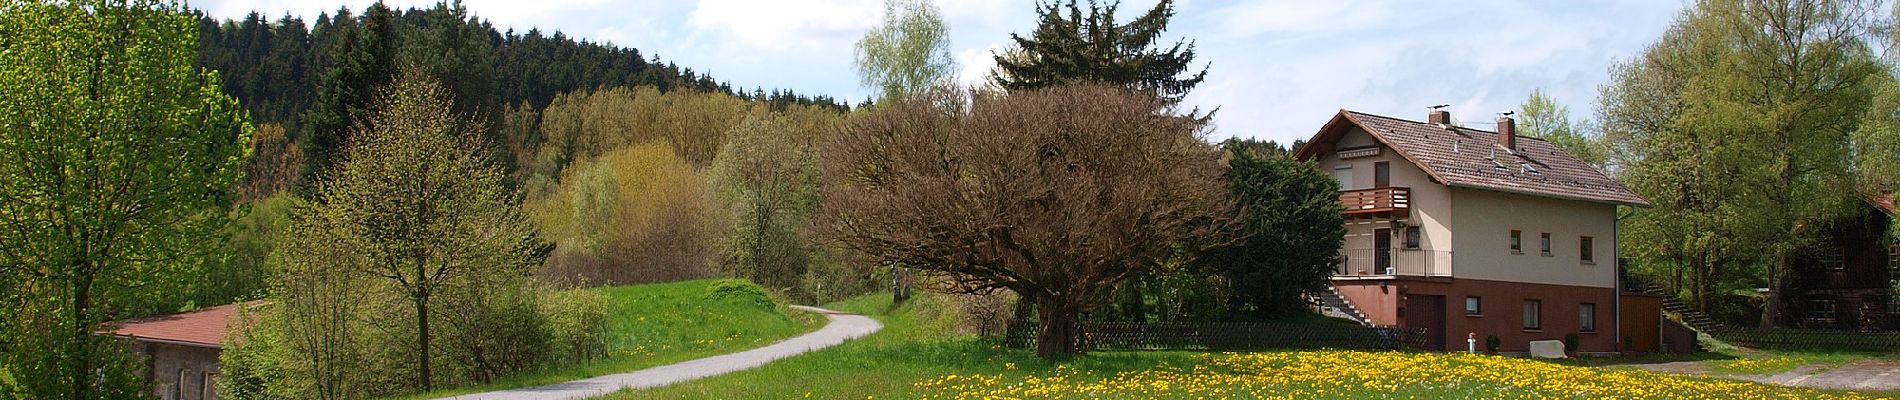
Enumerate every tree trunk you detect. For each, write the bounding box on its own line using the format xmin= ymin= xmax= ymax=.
xmin=1033 ymin=294 xmax=1080 ymax=359
xmin=417 ymin=288 xmax=433 ymax=391
xmin=71 ymin=270 xmax=93 ymax=400
xmin=1761 ymin=257 xmax=1781 ymax=330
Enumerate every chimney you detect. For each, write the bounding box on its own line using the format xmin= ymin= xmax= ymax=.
xmin=1496 ymin=114 xmax=1517 ymax=151
xmin=1428 ymin=109 xmax=1451 ymax=125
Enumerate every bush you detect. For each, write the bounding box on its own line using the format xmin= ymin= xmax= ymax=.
xmin=1486 ymin=335 xmax=1502 ymax=353
xmin=541 ymin=287 xmax=609 ymax=362
xmin=217 ymin=303 xmax=286 ymax=400
xmin=534 ymin=143 xmax=722 ymax=286
xmin=1564 ymin=333 xmax=1581 ymax=353
xmin=704 ymin=279 xmax=777 ymax=310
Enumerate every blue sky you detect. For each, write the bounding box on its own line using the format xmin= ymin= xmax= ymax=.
xmin=193 ymin=0 xmax=1688 ymax=144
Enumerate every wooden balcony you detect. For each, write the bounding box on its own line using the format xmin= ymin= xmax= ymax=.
xmin=1340 ymin=187 xmax=1410 ymax=216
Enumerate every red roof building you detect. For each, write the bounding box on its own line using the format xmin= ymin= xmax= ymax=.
xmin=101 ymin=301 xmax=261 ymax=400
xmin=1297 ymin=108 xmax=1659 ymax=354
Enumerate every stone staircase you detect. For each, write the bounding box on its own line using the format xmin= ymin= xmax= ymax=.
xmin=1310 ymin=284 xmax=1373 ymax=326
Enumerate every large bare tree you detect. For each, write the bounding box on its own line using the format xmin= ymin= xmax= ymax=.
xmin=819 ymin=85 xmax=1227 ymax=358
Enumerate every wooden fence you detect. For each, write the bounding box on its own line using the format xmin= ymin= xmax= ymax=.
xmin=997 ymin=321 xmax=1431 ymax=351
xmin=1708 ymin=328 xmax=1900 ymax=353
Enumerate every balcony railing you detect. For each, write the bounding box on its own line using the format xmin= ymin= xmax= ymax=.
xmin=1340 ymin=187 xmax=1410 ymax=215
xmin=1335 ymin=247 xmax=1452 ymax=277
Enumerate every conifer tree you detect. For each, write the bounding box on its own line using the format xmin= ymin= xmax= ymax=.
xmin=991 ymin=0 xmax=1206 ymax=104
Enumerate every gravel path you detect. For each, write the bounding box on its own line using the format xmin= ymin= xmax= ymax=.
xmin=1634 ymin=360 xmax=1900 ymax=391
xmin=438 ymin=305 xmax=881 ymax=400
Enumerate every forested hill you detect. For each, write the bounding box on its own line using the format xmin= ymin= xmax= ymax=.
xmin=196 ymin=3 xmax=846 ymax=124
xmin=192 ymin=2 xmax=847 ymax=194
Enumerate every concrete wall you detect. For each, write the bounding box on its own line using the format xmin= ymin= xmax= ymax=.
xmin=137 ymin=341 xmax=221 ymax=400
xmin=1449 ymin=187 xmax=1617 ymax=288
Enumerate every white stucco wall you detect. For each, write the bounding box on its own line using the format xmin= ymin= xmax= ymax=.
xmin=1315 ymin=127 xmax=1453 ymax=276
xmin=1448 ymin=187 xmax=1617 ymax=288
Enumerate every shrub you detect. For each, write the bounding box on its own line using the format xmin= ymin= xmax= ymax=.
xmin=534 ymin=143 xmax=722 ymax=286
xmin=1564 ymin=333 xmax=1581 ymax=353
xmin=217 ymin=303 xmax=286 ymax=400
xmin=541 ymin=287 xmax=609 ymax=362
xmin=704 ymin=279 xmax=777 ymax=310
xmin=1485 ymin=335 xmax=1502 ymax=353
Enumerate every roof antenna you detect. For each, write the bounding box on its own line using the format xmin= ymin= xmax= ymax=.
xmin=1428 ymin=104 xmax=1450 ymax=110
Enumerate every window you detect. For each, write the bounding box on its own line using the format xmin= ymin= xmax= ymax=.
xmin=1523 ymin=300 xmax=1542 ymax=330
xmin=1819 ymin=252 xmax=1845 ymax=271
xmin=1465 ymin=296 xmax=1482 ymax=315
xmin=1374 ymin=161 xmax=1390 ymax=187
xmin=174 ymin=368 xmax=190 ymax=400
xmin=1807 ymin=299 xmax=1838 ymax=325
xmin=1334 ymin=165 xmax=1354 ymax=190
xmin=1579 ymin=303 xmax=1597 ymax=332
xmin=1580 ymin=236 xmax=1595 ymax=263
xmin=1510 ymin=230 xmax=1522 ymax=252
xmin=205 ymin=372 xmax=219 ymax=400
xmin=1540 ymin=232 xmax=1552 ymax=255
xmin=1404 ymin=226 xmax=1421 ymax=249
xmin=1889 ymin=246 xmax=1898 ymax=274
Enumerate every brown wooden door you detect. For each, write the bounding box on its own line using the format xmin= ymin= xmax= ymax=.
xmin=1406 ymin=294 xmax=1447 ymax=351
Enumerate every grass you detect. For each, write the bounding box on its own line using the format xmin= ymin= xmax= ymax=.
xmin=387 ymin=278 xmax=821 ymax=399
xmin=614 ymin=292 xmax=1898 ymax=399
xmin=608 ymin=292 xmax=1196 ymax=399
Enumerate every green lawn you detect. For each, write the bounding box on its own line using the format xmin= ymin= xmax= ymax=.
xmin=389 ymin=278 xmax=821 ymax=399
xmin=612 ymin=293 xmax=1222 ymax=399
xmin=614 ymin=292 xmax=1894 ymax=399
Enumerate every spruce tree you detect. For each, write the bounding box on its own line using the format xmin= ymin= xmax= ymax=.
xmin=991 ymin=0 xmax=1206 ymax=104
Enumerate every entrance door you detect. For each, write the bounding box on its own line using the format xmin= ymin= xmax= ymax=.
xmin=1405 ymin=294 xmax=1447 ymax=351
xmin=1373 ymin=229 xmax=1392 ymax=274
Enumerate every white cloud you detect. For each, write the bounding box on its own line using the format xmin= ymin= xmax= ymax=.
xmin=1206 ymin=0 xmax=1396 ymax=40
xmin=954 ymin=43 xmax=1003 ymax=87
xmin=685 ymin=0 xmax=882 ymax=51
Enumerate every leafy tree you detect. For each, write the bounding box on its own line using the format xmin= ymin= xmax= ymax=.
xmin=991 ymin=0 xmax=1207 ymax=105
xmin=1599 ymin=0 xmax=1880 ymax=324
xmin=298 ymin=72 xmax=544 ymax=390
xmin=1199 ymin=139 xmax=1345 ymax=318
xmin=0 ymin=0 xmax=251 ymax=398
xmin=820 ymin=85 xmax=1228 ymax=358
xmin=241 ymin=123 xmax=306 ymax=200
xmin=1517 ymin=88 xmax=1607 ymax=169
xmin=711 ymin=114 xmax=827 ymax=300
xmin=854 ymin=0 xmax=955 ymax=103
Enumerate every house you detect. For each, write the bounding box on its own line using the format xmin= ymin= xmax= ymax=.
xmin=1295 ymin=108 xmax=1654 ymax=353
xmin=1779 ymin=193 xmax=1897 ymax=331
xmin=102 ymin=302 xmax=258 ymax=400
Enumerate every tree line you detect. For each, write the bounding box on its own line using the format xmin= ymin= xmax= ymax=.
xmin=193 ymin=1 xmax=850 ymax=198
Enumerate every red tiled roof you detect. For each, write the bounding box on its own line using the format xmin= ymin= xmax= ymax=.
xmin=101 ymin=301 xmax=261 ymax=349
xmin=1872 ymin=193 xmax=1895 ymax=216
xmin=1297 ymin=110 xmax=1651 ymax=207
